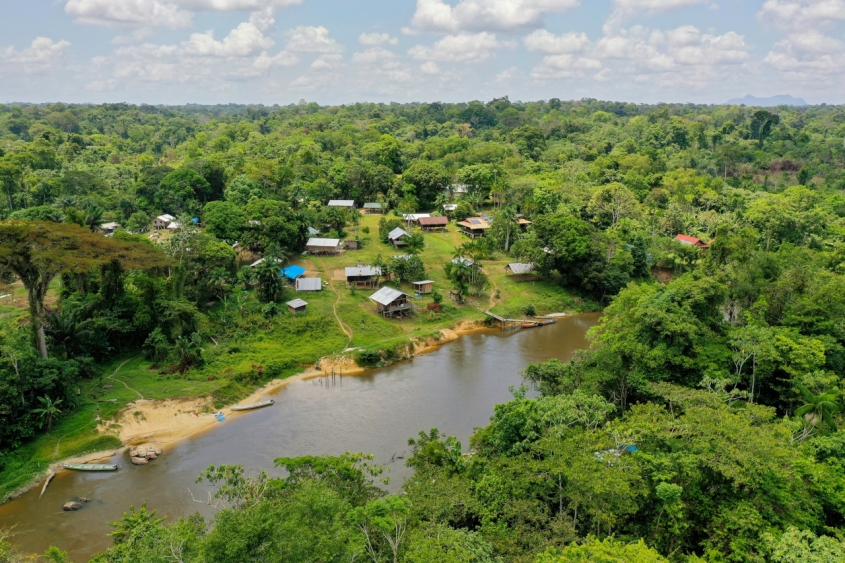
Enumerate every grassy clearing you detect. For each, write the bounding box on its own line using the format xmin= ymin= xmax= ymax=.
xmin=0 ymin=213 xmax=585 ymax=500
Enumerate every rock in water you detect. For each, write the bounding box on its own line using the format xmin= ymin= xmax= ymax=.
xmin=63 ymin=501 xmax=84 ymax=511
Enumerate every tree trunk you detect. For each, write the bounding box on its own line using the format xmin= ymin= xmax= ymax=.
xmin=25 ymin=276 xmax=53 ymax=359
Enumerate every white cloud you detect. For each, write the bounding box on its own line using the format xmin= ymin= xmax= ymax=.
xmin=524 ymin=30 xmax=590 ymax=53
xmin=63 ymin=0 xmax=302 ymax=28
xmin=409 ymin=32 xmax=502 ymax=62
xmin=352 ymin=47 xmax=398 ymax=64
xmin=359 ymin=33 xmax=398 ymax=46
xmin=531 ymin=54 xmax=602 ymax=79
xmin=606 ymin=0 xmax=711 ymax=31
xmin=495 ymin=65 xmax=521 ymax=81
xmin=410 ymin=0 xmax=580 ymax=33
xmin=64 ymin=0 xmax=193 ymax=28
xmin=182 ymin=18 xmax=275 ymax=57
xmin=0 ymin=37 xmax=72 ymax=74
xmin=284 ymin=26 xmax=343 ymax=53
xmin=421 ymin=61 xmax=441 ymax=74
xmin=311 ymin=53 xmax=343 ymax=70
xmin=758 ymin=0 xmax=845 ymax=30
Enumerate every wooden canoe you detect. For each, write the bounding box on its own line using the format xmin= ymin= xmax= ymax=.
xmin=231 ymin=399 xmax=275 ymax=412
xmin=63 ymin=463 xmax=118 ymax=472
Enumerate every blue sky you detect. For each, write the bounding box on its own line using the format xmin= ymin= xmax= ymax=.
xmin=0 ymin=0 xmax=842 ymax=105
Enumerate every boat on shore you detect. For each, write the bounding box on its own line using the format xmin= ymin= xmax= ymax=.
xmin=231 ymin=399 xmax=275 ymax=412
xmin=63 ymin=463 xmax=118 ymax=472
xmin=521 ymin=318 xmax=558 ymax=329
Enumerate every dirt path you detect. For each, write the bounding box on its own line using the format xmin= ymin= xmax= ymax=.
xmin=317 ymin=258 xmax=354 ymax=348
xmin=106 ymin=356 xmax=143 ymax=400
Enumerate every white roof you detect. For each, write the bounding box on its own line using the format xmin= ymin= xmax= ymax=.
xmin=296 ymin=278 xmax=322 ymax=291
xmin=363 ymin=202 xmax=383 ymax=208
xmin=402 ymin=214 xmax=431 ymax=221
xmin=449 ymin=184 xmax=468 ymax=193
xmin=507 ymin=263 xmax=535 ymax=275
xmin=443 ymin=204 xmax=458 ymax=212
xmin=346 ymin=265 xmax=382 ymax=277
xmin=328 ymin=200 xmax=355 ymax=207
xmin=101 ymin=222 xmax=121 ymax=230
xmin=307 ymin=226 xmax=320 ymax=236
xmin=451 ymin=257 xmax=475 ymax=266
xmin=413 ymin=280 xmax=435 ymax=285
xmin=369 ymin=286 xmax=408 ymax=306
xmin=388 ymin=227 xmax=410 ymax=240
xmin=286 ymin=299 xmax=308 ymax=308
xmin=306 ymin=238 xmax=341 ymax=247
xmin=166 ymin=222 xmax=181 ymax=229
xmin=250 ymin=257 xmax=283 ymax=268
xmin=157 ymin=214 xmax=175 ymax=222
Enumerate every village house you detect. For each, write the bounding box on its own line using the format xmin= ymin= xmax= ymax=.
xmin=363 ymin=203 xmax=384 ymax=214
xmin=306 ymin=238 xmax=342 ymax=254
xmin=295 ymin=277 xmax=322 ymax=292
xmin=152 ymin=214 xmax=175 ymax=230
xmin=369 ymin=286 xmax=413 ymax=318
xmin=286 ymin=299 xmax=308 ymax=315
xmin=282 ymin=265 xmax=306 ymax=282
xmin=328 ymin=200 xmax=356 ymax=210
xmin=412 ymin=280 xmax=434 ymax=295
xmin=388 ymin=227 xmax=410 ymax=247
xmin=418 ymin=216 xmax=449 ymax=232
xmin=443 ymin=203 xmax=458 ymax=213
xmin=505 ymin=263 xmax=536 ymax=280
xmin=674 ymin=234 xmax=711 ymax=248
xmin=101 ymin=222 xmax=121 ymax=234
xmin=402 ymin=213 xmax=430 ymax=225
xmin=346 ymin=265 xmax=382 ymax=288
xmin=457 ymin=217 xmax=490 ymax=238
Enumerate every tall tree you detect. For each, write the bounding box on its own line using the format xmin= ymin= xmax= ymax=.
xmin=0 ymin=221 xmax=169 ymax=357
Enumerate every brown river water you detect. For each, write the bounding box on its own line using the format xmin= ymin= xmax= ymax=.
xmin=0 ymin=313 xmax=600 ymax=561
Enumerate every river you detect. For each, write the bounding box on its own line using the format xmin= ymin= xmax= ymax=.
xmin=0 ymin=313 xmax=600 ymax=561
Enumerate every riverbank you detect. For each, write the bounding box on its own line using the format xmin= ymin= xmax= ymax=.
xmin=0 ymin=214 xmax=591 ymax=504
xmin=0 ymin=318 xmax=499 ymax=504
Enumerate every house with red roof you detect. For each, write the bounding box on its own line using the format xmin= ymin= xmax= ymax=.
xmin=674 ymin=234 xmax=711 ymax=248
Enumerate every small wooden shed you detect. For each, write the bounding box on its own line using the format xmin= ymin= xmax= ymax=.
xmin=412 ymin=280 xmax=434 ymax=295
xmin=286 ymin=299 xmax=308 ymax=315
xmin=388 ymin=227 xmax=410 ymax=248
xmin=328 ymin=200 xmax=356 ymax=210
xmin=363 ymin=203 xmax=384 ymax=214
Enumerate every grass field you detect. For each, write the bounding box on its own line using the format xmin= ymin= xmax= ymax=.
xmin=0 ymin=212 xmax=587 ymax=501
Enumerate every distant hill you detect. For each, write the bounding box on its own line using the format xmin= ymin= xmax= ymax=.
xmin=726 ymin=94 xmax=808 ymax=107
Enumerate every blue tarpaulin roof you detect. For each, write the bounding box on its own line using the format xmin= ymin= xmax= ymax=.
xmin=282 ymin=265 xmax=306 ymax=279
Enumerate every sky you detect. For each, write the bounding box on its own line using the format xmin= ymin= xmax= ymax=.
xmin=0 ymin=0 xmax=842 ymax=106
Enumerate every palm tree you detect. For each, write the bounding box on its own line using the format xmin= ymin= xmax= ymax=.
xmin=33 ymin=396 xmax=63 ymax=431
xmin=406 ymin=233 xmax=425 ymax=255
xmin=84 ymin=205 xmax=104 ymax=232
xmin=46 ymin=307 xmax=94 ymax=359
xmin=795 ymin=385 xmax=840 ymax=430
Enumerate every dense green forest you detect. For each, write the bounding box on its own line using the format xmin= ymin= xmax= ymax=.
xmin=2 ymin=98 xmax=845 ymax=561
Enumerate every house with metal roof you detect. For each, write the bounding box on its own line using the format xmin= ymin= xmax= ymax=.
xmin=286 ymin=299 xmax=308 ymax=315
xmin=402 ymin=213 xmax=431 ymax=224
xmin=346 ymin=265 xmax=382 ymax=288
xmin=101 ymin=222 xmax=121 ymax=234
xmin=443 ymin=204 xmax=458 ymax=213
xmin=306 ymin=238 xmax=342 ymax=254
xmin=296 ymin=277 xmax=323 ymax=292
xmin=412 ymin=280 xmax=434 ymax=295
xmin=152 ymin=214 xmax=175 ymax=230
xmin=363 ymin=202 xmax=384 ymax=214
xmin=250 ymin=257 xmax=284 ymax=268
xmin=457 ymin=217 xmax=490 ymax=238
xmin=388 ymin=227 xmax=410 ymax=247
xmin=674 ymin=234 xmax=710 ymax=248
xmin=505 ymin=263 xmax=536 ymax=276
xmin=307 ymin=226 xmax=320 ymax=236
xmin=369 ymin=286 xmax=413 ymax=318
xmin=328 ymin=200 xmax=356 ymax=209
xmin=419 ymin=216 xmax=448 ymax=231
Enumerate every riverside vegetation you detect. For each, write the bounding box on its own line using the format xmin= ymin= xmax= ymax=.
xmin=1 ymin=98 xmax=845 ymax=561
